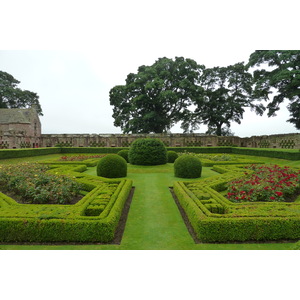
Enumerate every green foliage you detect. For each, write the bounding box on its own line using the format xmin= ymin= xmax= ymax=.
xmin=247 ymin=50 xmax=300 ymax=129
xmin=97 ymin=154 xmax=127 ymax=178
xmin=0 ymin=163 xmax=81 ymax=204
xmin=60 ymin=147 xmax=128 ymax=154
xmin=117 ymin=149 xmax=129 ymax=162
xmin=0 ymin=148 xmax=61 ymax=159
xmin=232 ymin=147 xmax=300 ymax=161
xmin=167 ymin=147 xmax=233 ymax=154
xmin=174 ymin=163 xmax=300 ymax=242
xmin=181 ymin=63 xmax=262 ymax=135
xmin=0 ymin=70 xmax=43 ymax=115
xmin=167 ymin=150 xmax=178 ymax=163
xmin=227 ymin=164 xmax=300 ymax=202
xmin=0 ymin=163 xmax=132 ymax=243
xmin=292 ymin=241 xmax=300 ymax=250
xmin=177 ymin=152 xmax=258 ymax=167
xmin=174 ymin=155 xmax=202 ymax=178
xmin=128 ymin=138 xmax=167 ymax=165
xmin=109 ymin=57 xmax=204 ymax=133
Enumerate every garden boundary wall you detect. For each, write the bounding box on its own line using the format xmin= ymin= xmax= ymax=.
xmin=39 ymin=133 xmax=300 ymax=149
xmin=1 ymin=132 xmax=300 ymax=149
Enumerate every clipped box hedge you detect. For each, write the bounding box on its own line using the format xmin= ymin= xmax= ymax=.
xmin=0 ymin=147 xmax=61 ymax=159
xmin=232 ymin=147 xmax=300 ymax=160
xmin=1 ymin=146 xmax=299 ymax=161
xmin=0 ymin=164 xmax=132 ymax=243
xmin=174 ymin=164 xmax=300 ymax=242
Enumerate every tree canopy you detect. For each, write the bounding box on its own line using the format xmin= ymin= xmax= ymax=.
xmin=109 ymin=57 xmax=204 ymax=133
xmin=110 ymin=51 xmax=299 ymax=135
xmin=247 ymin=50 xmax=300 ymax=129
xmin=0 ymin=71 xmax=43 ymax=115
xmin=182 ymin=63 xmax=264 ymax=136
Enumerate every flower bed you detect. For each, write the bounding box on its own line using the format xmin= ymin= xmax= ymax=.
xmin=173 ymin=164 xmax=300 ymax=242
xmin=0 ymin=163 xmax=132 ymax=243
xmin=59 ymin=154 xmax=105 ymax=161
xmin=177 ymin=152 xmax=258 ymax=167
xmin=40 ymin=155 xmax=105 ymax=167
xmin=0 ymin=163 xmax=81 ymax=204
xmin=227 ymin=165 xmax=300 ymax=203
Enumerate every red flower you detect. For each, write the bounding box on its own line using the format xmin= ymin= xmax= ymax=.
xmin=275 ymin=191 xmax=283 ymax=197
xmin=270 ymin=196 xmax=275 ymax=200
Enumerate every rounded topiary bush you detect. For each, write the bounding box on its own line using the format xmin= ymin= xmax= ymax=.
xmin=128 ymin=138 xmax=167 ymax=165
xmin=167 ymin=150 xmax=178 ymax=163
xmin=117 ymin=149 xmax=129 ymax=162
xmin=97 ymin=154 xmax=127 ymax=178
xmin=174 ymin=155 xmax=202 ymax=178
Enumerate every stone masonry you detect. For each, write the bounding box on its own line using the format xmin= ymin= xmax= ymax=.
xmin=0 ymin=108 xmax=41 ymax=149
xmin=0 ymin=108 xmax=299 ymax=149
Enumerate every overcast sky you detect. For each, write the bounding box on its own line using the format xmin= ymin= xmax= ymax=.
xmin=1 ymin=0 xmax=299 ymax=137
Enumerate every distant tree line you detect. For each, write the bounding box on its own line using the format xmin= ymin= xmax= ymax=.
xmin=109 ymin=50 xmax=300 ymax=136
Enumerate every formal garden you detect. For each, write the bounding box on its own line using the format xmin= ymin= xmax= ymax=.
xmin=0 ymin=138 xmax=300 ymax=250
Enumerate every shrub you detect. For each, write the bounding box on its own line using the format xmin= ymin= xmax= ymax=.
xmin=227 ymin=164 xmax=300 ymax=202
xmin=97 ymin=154 xmax=127 ymax=178
xmin=0 ymin=163 xmax=81 ymax=204
xmin=128 ymin=138 xmax=167 ymax=165
xmin=167 ymin=151 xmax=178 ymax=163
xmin=117 ymin=150 xmax=129 ymax=162
xmin=174 ymin=155 xmax=202 ymax=178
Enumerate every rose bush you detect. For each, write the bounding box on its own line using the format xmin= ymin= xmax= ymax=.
xmin=0 ymin=163 xmax=81 ymax=204
xmin=227 ymin=164 xmax=300 ymax=202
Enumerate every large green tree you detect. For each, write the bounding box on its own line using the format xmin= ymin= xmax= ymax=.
xmin=0 ymin=71 xmax=42 ymax=115
xmin=109 ymin=57 xmax=204 ymax=133
xmin=247 ymin=50 xmax=300 ymax=129
xmin=182 ymin=63 xmax=264 ymax=136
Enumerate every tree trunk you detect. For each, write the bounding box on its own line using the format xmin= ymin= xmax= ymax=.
xmin=216 ymin=124 xmax=222 ymax=136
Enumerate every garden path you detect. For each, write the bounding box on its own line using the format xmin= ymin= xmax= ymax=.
xmin=121 ymin=169 xmax=195 ymax=249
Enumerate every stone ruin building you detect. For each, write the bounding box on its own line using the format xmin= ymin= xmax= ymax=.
xmin=0 ymin=108 xmax=41 ymax=149
xmin=0 ymin=108 xmax=299 ymax=149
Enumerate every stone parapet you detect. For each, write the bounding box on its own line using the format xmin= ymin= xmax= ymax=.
xmin=38 ymin=132 xmax=300 ymax=149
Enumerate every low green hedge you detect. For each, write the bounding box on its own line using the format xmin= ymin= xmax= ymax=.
xmin=167 ymin=147 xmax=232 ymax=154
xmin=232 ymin=147 xmax=300 ymax=160
xmin=174 ymin=164 xmax=300 ymax=242
xmin=0 ymin=164 xmax=132 ymax=243
xmin=0 ymin=147 xmax=61 ymax=159
xmin=61 ymin=147 xmax=129 ymax=154
xmin=1 ymin=146 xmax=299 ymax=161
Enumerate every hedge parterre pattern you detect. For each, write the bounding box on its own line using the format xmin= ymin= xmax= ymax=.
xmin=0 ymin=162 xmax=132 ymax=243
xmin=177 ymin=152 xmax=259 ymax=167
xmin=174 ymin=164 xmax=300 ymax=243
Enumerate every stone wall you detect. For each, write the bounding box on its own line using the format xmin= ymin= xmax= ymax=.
xmin=0 ymin=108 xmax=41 ymax=149
xmin=39 ymin=132 xmax=300 ymax=149
xmin=0 ymin=130 xmax=41 ymax=149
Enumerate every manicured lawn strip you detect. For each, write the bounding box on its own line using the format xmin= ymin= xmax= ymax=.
xmin=0 ymin=154 xmax=299 ymax=249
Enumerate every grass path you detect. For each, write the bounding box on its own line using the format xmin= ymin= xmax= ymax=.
xmin=121 ymin=171 xmax=195 ymax=249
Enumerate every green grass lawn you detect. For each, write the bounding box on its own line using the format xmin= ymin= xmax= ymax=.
xmin=1 ymin=152 xmax=299 ymax=250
